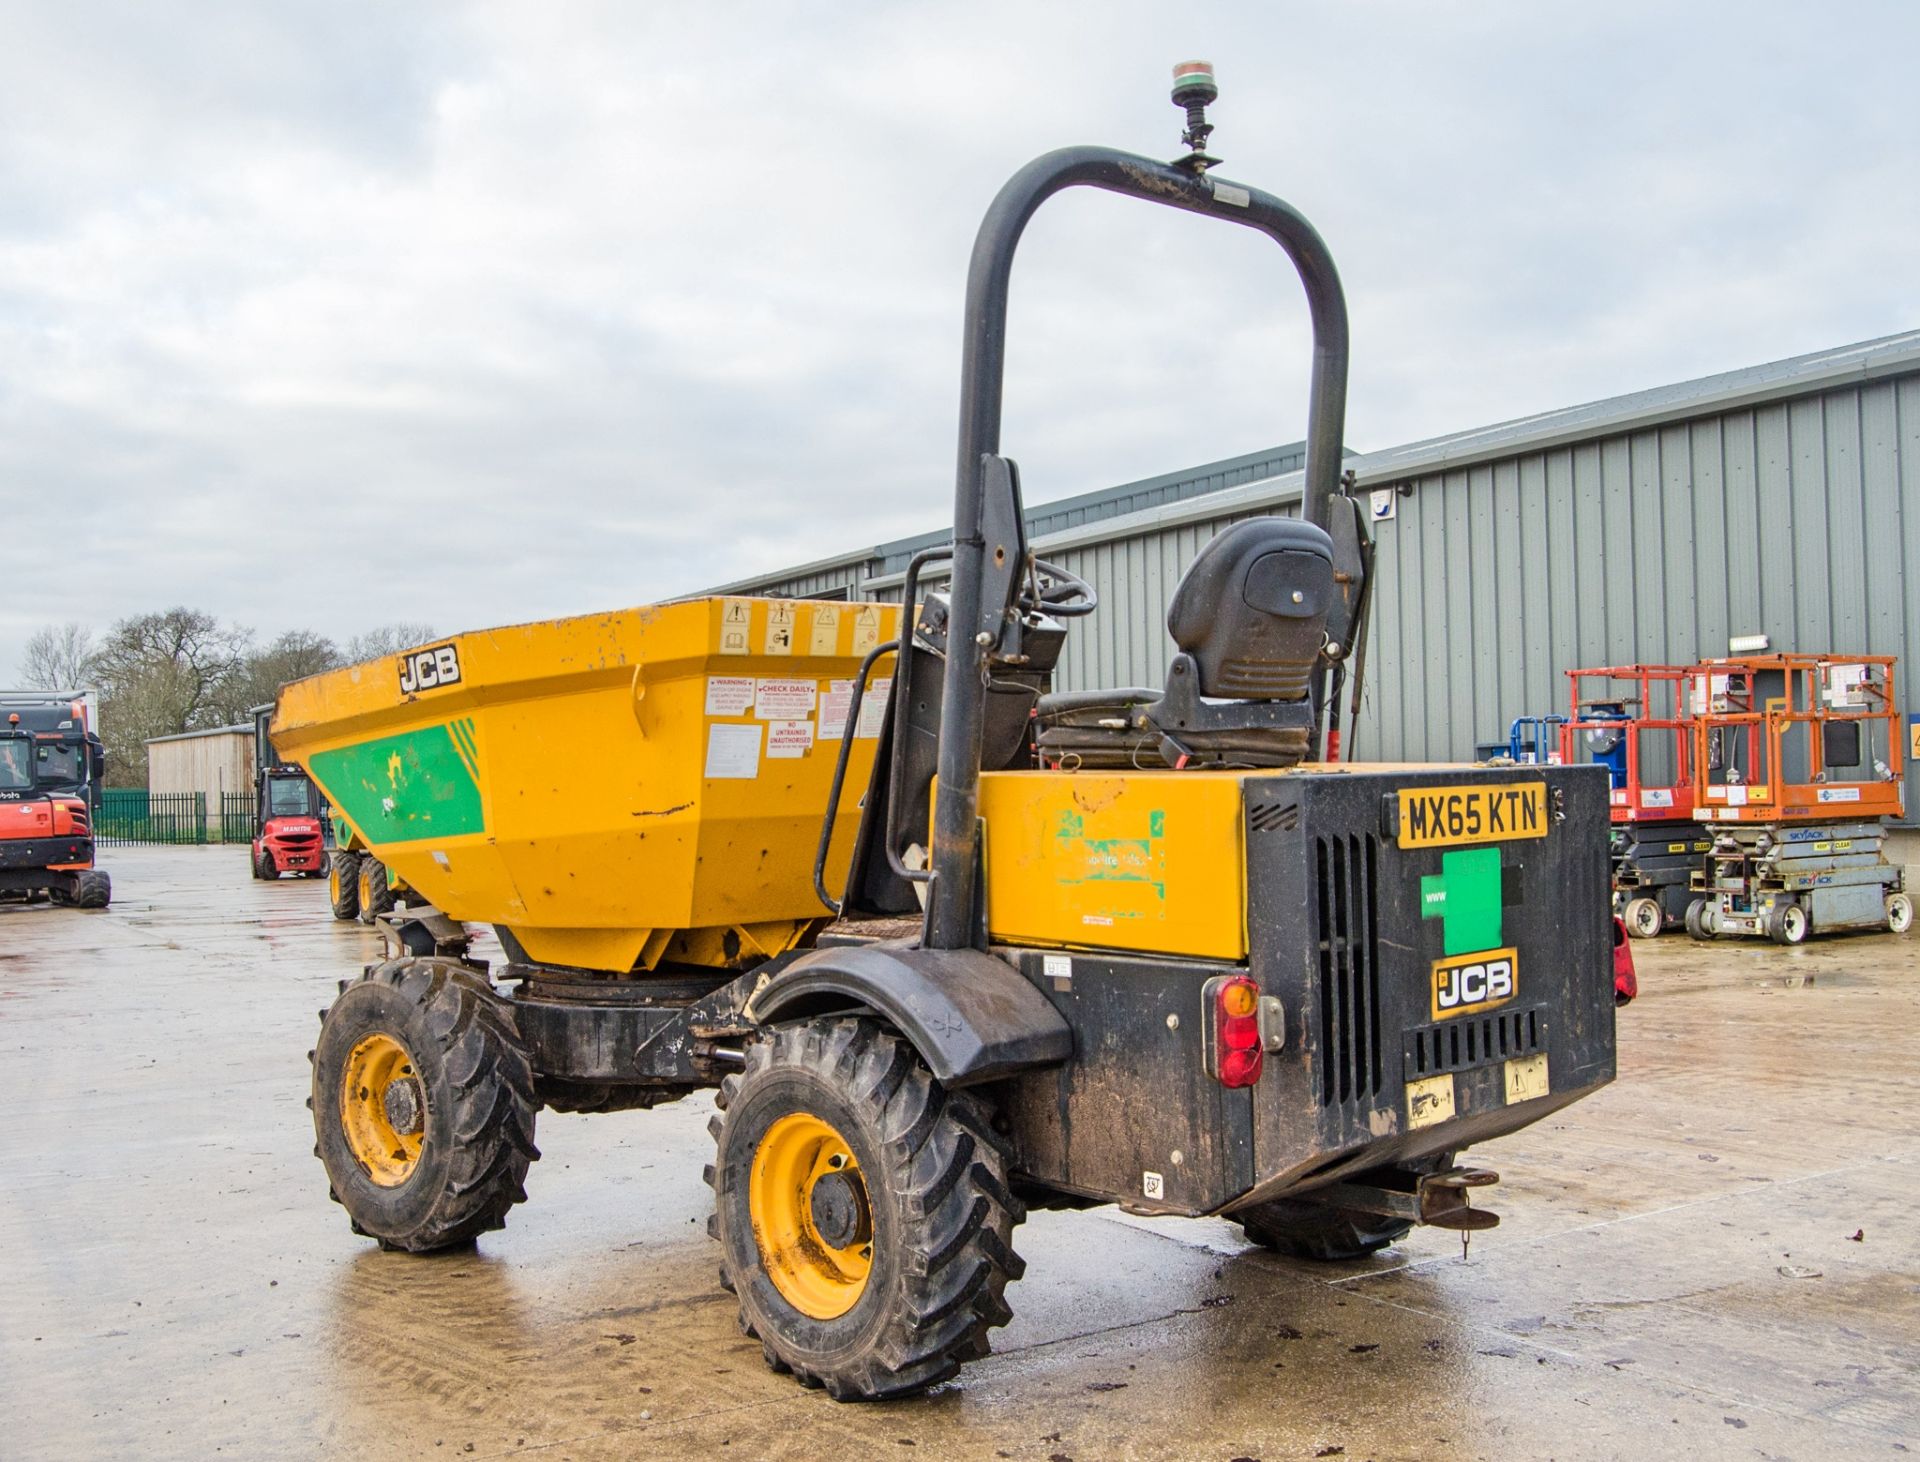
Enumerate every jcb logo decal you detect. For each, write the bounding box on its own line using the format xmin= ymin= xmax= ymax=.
xmin=1431 ymin=947 xmax=1518 ymax=1021
xmin=399 ymin=644 xmax=462 ymax=696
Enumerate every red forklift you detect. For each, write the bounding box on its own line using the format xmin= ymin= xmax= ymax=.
xmin=250 ymin=704 xmax=329 ymax=880
xmin=1558 ymin=666 xmax=1707 ymax=938
xmin=0 ymin=690 xmax=112 ymax=908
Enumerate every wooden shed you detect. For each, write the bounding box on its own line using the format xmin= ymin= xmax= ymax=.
xmin=145 ymin=724 xmax=253 ymax=803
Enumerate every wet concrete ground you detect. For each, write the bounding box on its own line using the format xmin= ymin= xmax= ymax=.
xmin=2 ymin=845 xmax=1916 ymax=1461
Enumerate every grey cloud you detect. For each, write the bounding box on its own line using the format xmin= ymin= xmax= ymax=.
xmin=4 ymin=1 xmax=1917 ymax=677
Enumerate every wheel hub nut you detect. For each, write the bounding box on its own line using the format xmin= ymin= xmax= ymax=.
xmin=383 ymin=1078 xmax=425 ymax=1136
xmin=809 ymin=1170 xmax=871 ymax=1250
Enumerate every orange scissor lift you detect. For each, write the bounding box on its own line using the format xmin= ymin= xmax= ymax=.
xmin=1559 ymin=665 xmax=1710 ymax=938
xmin=1684 ymin=654 xmax=1910 ymax=943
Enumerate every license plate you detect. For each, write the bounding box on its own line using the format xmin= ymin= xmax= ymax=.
xmin=1397 ymin=783 xmax=1548 ymax=849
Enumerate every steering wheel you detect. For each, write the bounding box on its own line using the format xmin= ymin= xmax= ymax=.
xmin=1022 ymin=557 xmax=1097 ymax=618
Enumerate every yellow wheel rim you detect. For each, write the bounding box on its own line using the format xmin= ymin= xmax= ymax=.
xmin=328 ymin=863 xmax=344 ymax=904
xmin=749 ymin=1111 xmax=873 ymax=1320
xmin=340 ymin=1033 xmax=426 ymax=1187
xmin=357 ymin=864 xmax=374 ymax=908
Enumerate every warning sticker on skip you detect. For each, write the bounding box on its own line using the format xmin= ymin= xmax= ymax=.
xmin=819 ymin=680 xmax=855 ymax=741
xmin=704 ymin=723 xmax=761 ymax=779
xmin=856 ymin=677 xmax=891 ymax=738
xmin=809 ymin=606 xmax=840 ymax=656
xmin=764 ymin=602 xmax=796 ymax=656
xmin=704 ymin=676 xmax=755 ymax=716
xmin=756 ymin=678 xmax=817 ymax=719
xmin=719 ymin=599 xmax=752 ymax=656
xmin=766 ymin=720 xmax=815 ymax=758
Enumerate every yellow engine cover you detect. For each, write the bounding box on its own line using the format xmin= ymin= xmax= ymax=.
xmin=272 ymin=598 xmax=901 ymax=973
xmin=977 ymin=769 xmax=1249 ymax=960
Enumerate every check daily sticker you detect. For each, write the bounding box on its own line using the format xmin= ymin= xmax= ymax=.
xmin=756 ymin=679 xmax=816 ymax=719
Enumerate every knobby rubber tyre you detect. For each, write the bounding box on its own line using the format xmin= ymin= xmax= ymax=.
xmin=1234 ymin=1198 xmax=1411 ymax=1261
xmin=329 ymin=852 xmax=362 ymax=921
xmin=706 ymin=1017 xmax=1025 ymax=1400
xmin=74 ymin=870 xmax=111 ymax=909
xmin=356 ymin=859 xmax=395 ymax=925
xmin=310 ymin=958 xmax=538 ymax=1252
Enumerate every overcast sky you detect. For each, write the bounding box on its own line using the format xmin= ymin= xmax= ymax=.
xmin=5 ymin=1 xmax=1917 ymax=680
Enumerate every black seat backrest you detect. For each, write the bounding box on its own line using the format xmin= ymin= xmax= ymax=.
xmin=1165 ymin=518 xmax=1333 ymax=700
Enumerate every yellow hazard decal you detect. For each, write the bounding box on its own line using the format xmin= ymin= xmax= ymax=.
xmin=1406 ymin=1073 xmax=1456 ymax=1130
xmin=1504 ymin=1053 xmax=1549 ymax=1104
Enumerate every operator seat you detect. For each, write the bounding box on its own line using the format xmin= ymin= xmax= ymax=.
xmin=1031 ymin=517 xmax=1335 ymax=770
xmin=1143 ymin=517 xmax=1333 ymax=767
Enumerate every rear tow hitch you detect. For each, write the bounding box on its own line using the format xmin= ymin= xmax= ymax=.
xmin=1306 ymin=1166 xmax=1501 ymax=1253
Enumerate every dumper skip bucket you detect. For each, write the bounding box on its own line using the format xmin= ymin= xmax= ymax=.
xmin=273 ymin=598 xmax=901 ymax=973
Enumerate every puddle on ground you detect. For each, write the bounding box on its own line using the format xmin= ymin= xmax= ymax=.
xmin=1632 ymin=962 xmax=1883 ymax=996
xmin=1752 ymin=971 xmax=1876 ymax=991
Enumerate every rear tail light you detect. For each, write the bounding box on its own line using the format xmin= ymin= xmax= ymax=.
xmin=1204 ymin=975 xmax=1264 ymax=1088
xmin=1612 ymin=916 xmax=1637 ymax=1005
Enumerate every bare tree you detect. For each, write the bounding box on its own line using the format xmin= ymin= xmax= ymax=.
xmin=90 ymin=608 xmax=252 ymax=785
xmin=344 ymin=623 xmax=438 ymax=662
xmin=17 ymin=623 xmax=96 ymax=689
xmin=216 ymin=630 xmax=344 ymax=723
xmin=22 ymin=612 xmax=442 ymax=785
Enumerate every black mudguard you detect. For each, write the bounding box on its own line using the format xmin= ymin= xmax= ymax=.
xmin=751 ymin=942 xmax=1071 ymax=1088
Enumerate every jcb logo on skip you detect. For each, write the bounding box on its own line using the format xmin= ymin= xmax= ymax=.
xmin=399 ymin=644 xmax=462 ymax=695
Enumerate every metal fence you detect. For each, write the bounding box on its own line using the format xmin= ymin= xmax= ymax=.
xmin=99 ymin=790 xmax=207 ymax=845
xmin=97 ymin=791 xmax=257 ymax=846
xmin=220 ymin=793 xmax=256 ymax=844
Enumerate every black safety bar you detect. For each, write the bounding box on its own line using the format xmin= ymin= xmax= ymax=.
xmin=926 ymin=145 xmax=1352 ymax=951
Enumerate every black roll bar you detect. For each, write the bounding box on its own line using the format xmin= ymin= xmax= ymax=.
xmin=926 ymin=145 xmax=1352 ymax=951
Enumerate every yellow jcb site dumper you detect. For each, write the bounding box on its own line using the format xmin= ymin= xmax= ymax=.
xmin=279 ymin=69 xmax=1619 ymax=1401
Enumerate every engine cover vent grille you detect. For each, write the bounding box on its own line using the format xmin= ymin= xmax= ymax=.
xmin=1314 ymin=833 xmax=1383 ymax=1106
xmin=1404 ymin=1006 xmax=1547 ymax=1078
